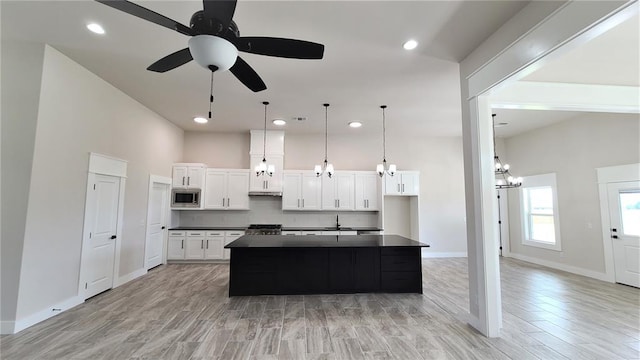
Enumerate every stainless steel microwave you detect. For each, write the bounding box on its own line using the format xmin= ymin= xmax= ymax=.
xmin=171 ymin=188 xmax=201 ymax=208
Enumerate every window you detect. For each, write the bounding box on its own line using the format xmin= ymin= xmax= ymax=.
xmin=520 ymin=173 xmax=561 ymax=250
xmin=619 ymin=190 xmax=640 ymax=236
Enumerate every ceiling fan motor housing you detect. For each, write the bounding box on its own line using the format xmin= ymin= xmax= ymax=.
xmin=188 ymin=35 xmax=238 ymax=72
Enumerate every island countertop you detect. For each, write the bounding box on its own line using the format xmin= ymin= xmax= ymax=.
xmin=225 ymin=234 xmax=429 ymax=248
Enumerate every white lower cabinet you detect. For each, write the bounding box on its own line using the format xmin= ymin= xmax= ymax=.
xmin=224 ymin=231 xmax=244 ymax=259
xmin=205 ymin=231 xmax=225 ymax=259
xmin=168 ymin=231 xmax=186 ymax=259
xmin=185 ymin=231 xmax=206 ymax=259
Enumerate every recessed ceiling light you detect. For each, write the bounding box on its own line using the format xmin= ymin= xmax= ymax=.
xmin=272 ymin=119 xmax=286 ymax=126
xmin=348 ymin=121 xmax=362 ymax=128
xmin=194 ymin=117 xmax=208 ymax=124
xmin=403 ymin=39 xmax=418 ymax=50
xmin=494 ymin=122 xmax=509 ymax=128
xmin=87 ymin=23 xmax=105 ymax=35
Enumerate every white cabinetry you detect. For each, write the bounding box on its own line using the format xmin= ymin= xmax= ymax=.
xmin=282 ymin=171 xmax=321 ymax=210
xmin=354 ymin=172 xmax=379 ymax=211
xmin=205 ymin=231 xmax=225 ymax=259
xmin=322 ymin=172 xmax=355 ymax=210
xmin=204 ymin=169 xmax=250 ymax=210
xmin=172 ymin=163 xmax=205 ymax=189
xmin=249 ymin=155 xmax=284 ymax=193
xmin=384 ymin=171 xmax=419 ymax=196
xmin=223 ymin=230 xmax=244 ymax=259
xmin=168 ymin=231 xmax=186 ymax=259
xmin=185 ymin=231 xmax=206 ymax=259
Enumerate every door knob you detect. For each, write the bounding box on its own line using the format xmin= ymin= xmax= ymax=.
xmin=110 ymin=235 xmax=117 ymax=239
xmin=612 ymin=235 xmax=619 ymax=239
xmin=161 ymin=226 xmax=166 ymax=230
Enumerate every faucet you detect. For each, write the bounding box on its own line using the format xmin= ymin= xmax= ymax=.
xmin=336 ymin=214 xmax=340 ymax=230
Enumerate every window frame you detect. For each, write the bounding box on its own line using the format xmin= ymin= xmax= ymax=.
xmin=519 ymin=173 xmax=562 ymax=251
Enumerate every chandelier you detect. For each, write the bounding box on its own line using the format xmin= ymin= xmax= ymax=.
xmin=255 ymin=101 xmax=275 ymax=177
xmin=376 ymin=105 xmax=396 ymax=177
xmin=493 ymin=114 xmax=522 ymax=189
xmin=314 ymin=103 xmax=335 ymax=178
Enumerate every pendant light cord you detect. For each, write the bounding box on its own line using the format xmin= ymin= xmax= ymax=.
xmin=262 ymin=101 xmax=269 ymax=160
xmin=381 ymin=105 xmax=387 ymax=162
xmin=492 ymin=113 xmax=498 ymax=161
xmin=324 ymin=104 xmax=329 ymax=163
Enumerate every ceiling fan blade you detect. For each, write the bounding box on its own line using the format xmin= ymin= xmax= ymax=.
xmin=235 ymin=37 xmax=325 ymax=59
xmin=96 ymin=0 xmax=195 ymax=36
xmin=203 ymin=0 xmax=237 ymax=31
xmin=229 ymin=57 xmax=267 ymax=92
xmin=147 ymin=48 xmax=193 ymax=73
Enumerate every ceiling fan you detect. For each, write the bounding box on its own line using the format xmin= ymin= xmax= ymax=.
xmin=96 ymin=0 xmax=325 ymax=93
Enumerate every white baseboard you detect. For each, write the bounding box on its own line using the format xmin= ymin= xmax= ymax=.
xmin=506 ymin=252 xmax=612 ymax=282
xmin=114 ymin=268 xmax=147 ymax=287
xmin=422 ymin=251 xmax=468 ymax=258
xmin=13 ymin=295 xmax=83 ymax=334
xmin=1 ymin=321 xmax=15 ymax=335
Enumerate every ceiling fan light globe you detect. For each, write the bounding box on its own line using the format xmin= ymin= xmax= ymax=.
xmin=188 ymin=35 xmax=238 ymax=72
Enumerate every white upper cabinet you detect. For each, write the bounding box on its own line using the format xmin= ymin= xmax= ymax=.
xmin=354 ymin=172 xmax=379 ymax=211
xmin=250 ymin=130 xmax=284 ymax=155
xmin=249 ymin=154 xmax=283 ymax=193
xmin=172 ymin=163 xmax=206 ymax=189
xmin=384 ymin=171 xmax=419 ymax=196
xmin=322 ymin=172 xmax=355 ymax=210
xmin=282 ymin=171 xmax=321 ymax=210
xmin=204 ymin=169 xmax=250 ymax=210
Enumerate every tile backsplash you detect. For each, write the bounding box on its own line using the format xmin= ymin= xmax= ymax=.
xmin=178 ymin=197 xmax=379 ymax=228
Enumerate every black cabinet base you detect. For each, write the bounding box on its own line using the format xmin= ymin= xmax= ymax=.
xmin=229 ymin=247 xmax=423 ymax=296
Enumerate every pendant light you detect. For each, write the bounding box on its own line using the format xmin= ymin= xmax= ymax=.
xmin=255 ymin=101 xmax=275 ymax=177
xmin=493 ymin=113 xmax=522 ymax=188
xmin=314 ymin=103 xmax=335 ymax=178
xmin=376 ymin=105 xmax=396 ymax=177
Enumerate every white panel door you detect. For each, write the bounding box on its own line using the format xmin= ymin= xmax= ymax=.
xmin=355 ymin=173 xmax=378 ymax=210
xmin=401 ymin=172 xmax=419 ymax=195
xmin=384 ymin=174 xmax=402 ymax=195
xmin=301 ymin=173 xmax=322 ymax=210
xmin=172 ymin=166 xmax=188 ymax=188
xmin=185 ymin=237 xmax=205 ymax=259
xmin=204 ymin=171 xmax=227 ymax=209
xmin=145 ymin=182 xmax=168 ymax=269
xmin=85 ymin=174 xmax=120 ymax=298
xmin=167 ymin=237 xmax=185 ymax=259
xmin=227 ymin=171 xmax=250 ymax=209
xmin=205 ymin=236 xmax=225 ymax=259
xmin=282 ymin=173 xmax=301 ymax=210
xmin=609 ymin=181 xmax=640 ymax=287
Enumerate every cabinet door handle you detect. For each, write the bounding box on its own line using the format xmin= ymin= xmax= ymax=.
xmin=222 ymin=198 xmax=225 ymax=207
xmin=181 ymin=240 xmax=183 ymax=249
xmin=297 ymin=199 xmax=300 ymax=208
xmin=187 ymin=177 xmax=191 ymax=186
xmin=302 ymin=199 xmax=305 ymax=208
xmin=227 ymin=198 xmax=230 ymax=207
xmin=397 ymin=184 xmax=400 ymax=192
xmin=182 ymin=176 xmax=185 ymax=186
xmin=206 ymin=240 xmax=209 ymax=249
xmin=338 ymin=199 xmax=340 ymax=208
xmin=201 ymin=240 xmax=204 ymax=249
xmin=402 ymin=184 xmax=405 ymax=193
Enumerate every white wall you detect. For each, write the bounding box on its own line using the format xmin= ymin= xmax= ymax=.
xmin=13 ymin=46 xmax=184 ymax=322
xmin=181 ymin=131 xmax=468 ymax=255
xmin=0 ymin=40 xmax=45 ymax=328
xmin=505 ymin=113 xmax=640 ymax=274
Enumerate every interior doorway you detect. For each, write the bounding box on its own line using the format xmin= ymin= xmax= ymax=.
xmin=145 ymin=175 xmax=171 ymax=270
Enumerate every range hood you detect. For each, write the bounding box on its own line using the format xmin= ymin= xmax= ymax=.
xmin=248 ymin=190 xmax=282 ymax=197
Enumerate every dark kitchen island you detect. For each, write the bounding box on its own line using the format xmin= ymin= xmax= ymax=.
xmin=225 ymin=235 xmax=430 ymax=296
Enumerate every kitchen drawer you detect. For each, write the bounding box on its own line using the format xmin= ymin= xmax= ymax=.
xmin=380 ymin=247 xmax=419 ymax=257
xmin=187 ymin=231 xmax=205 ymax=237
xmin=206 ymin=231 xmax=224 ymax=236
xmin=380 ymin=256 xmax=419 ymax=272
xmin=381 ymin=271 xmax=421 ymax=292
xmin=225 ymin=231 xmax=245 ymax=237
xmin=169 ymin=231 xmax=186 ymax=237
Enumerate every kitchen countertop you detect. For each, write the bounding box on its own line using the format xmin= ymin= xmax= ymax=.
xmin=169 ymin=227 xmax=247 ymax=231
xmin=281 ymin=227 xmax=383 ymax=231
xmin=225 ymin=235 xmax=429 ymax=248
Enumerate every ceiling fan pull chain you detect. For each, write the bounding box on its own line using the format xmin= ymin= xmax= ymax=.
xmin=208 ymin=71 xmax=215 ymax=118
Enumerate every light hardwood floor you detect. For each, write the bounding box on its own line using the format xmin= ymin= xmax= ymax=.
xmin=1 ymin=258 xmax=638 ymax=359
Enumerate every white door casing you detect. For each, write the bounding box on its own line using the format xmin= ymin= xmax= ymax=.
xmin=145 ymin=175 xmax=171 ymax=270
xmin=608 ymin=181 xmax=640 ymax=287
xmin=83 ymin=174 xmax=120 ymax=298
